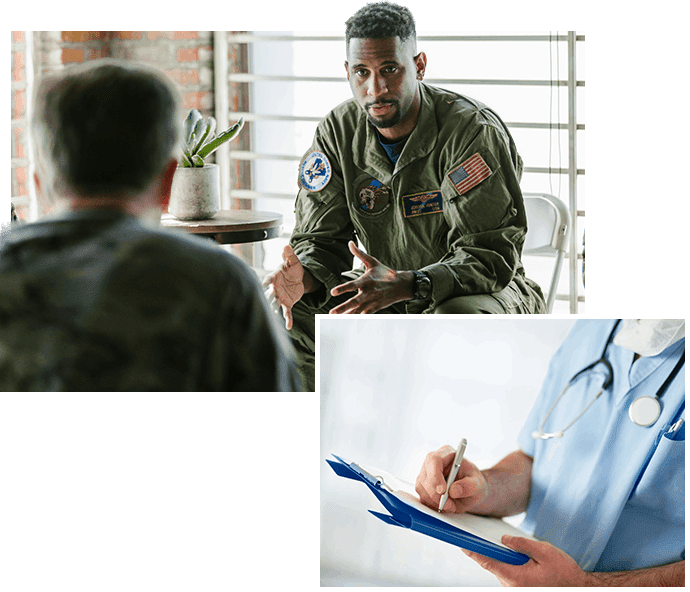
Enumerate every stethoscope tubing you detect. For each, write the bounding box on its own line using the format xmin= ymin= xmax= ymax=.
xmin=533 ymin=321 xmax=685 ymax=439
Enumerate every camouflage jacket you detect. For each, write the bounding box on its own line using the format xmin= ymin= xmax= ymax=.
xmin=290 ymin=83 xmax=545 ymax=313
xmin=0 ymin=210 xmax=300 ymax=391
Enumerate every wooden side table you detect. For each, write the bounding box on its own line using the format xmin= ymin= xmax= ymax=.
xmin=161 ymin=210 xmax=283 ymax=244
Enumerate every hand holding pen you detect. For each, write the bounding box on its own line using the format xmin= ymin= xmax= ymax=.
xmin=415 ymin=440 xmax=489 ymax=514
xmin=439 ymin=439 xmax=467 ymax=511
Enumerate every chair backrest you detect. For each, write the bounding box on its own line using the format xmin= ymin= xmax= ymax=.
xmin=522 ymin=193 xmax=570 ymax=313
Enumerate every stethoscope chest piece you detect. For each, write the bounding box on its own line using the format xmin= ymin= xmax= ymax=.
xmin=531 ymin=322 xmax=684 ymax=440
xmin=628 ymin=396 xmax=662 ymax=427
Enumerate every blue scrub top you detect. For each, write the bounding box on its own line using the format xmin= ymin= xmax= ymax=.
xmin=518 ymin=320 xmax=685 ymax=572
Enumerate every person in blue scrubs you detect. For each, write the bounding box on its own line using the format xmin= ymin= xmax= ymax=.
xmin=415 ymin=319 xmax=684 ymax=586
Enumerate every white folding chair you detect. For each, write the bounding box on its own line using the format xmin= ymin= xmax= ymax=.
xmin=522 ymin=193 xmax=570 ymax=313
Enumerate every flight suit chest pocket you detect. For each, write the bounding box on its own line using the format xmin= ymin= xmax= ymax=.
xmin=441 ymin=150 xmax=514 ymax=234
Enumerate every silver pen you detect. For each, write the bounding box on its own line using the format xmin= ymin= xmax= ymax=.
xmin=438 ymin=438 xmax=467 ymax=512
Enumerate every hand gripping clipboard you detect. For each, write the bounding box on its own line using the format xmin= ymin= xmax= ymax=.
xmin=326 ymin=454 xmax=533 ymax=566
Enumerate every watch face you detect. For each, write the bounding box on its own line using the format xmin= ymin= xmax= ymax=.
xmin=417 ymin=274 xmax=432 ymax=299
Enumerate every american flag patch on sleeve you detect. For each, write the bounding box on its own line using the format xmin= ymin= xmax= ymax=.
xmin=447 ymin=153 xmax=493 ymax=195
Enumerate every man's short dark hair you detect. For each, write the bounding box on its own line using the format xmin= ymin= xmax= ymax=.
xmin=31 ymin=59 xmax=181 ymax=200
xmin=345 ymin=2 xmax=417 ymax=49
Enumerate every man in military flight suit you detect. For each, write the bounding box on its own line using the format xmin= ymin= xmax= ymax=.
xmin=264 ymin=2 xmax=545 ymax=391
xmin=0 ymin=59 xmax=300 ymax=391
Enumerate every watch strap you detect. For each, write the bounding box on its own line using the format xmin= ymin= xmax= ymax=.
xmin=410 ymin=270 xmax=432 ymax=301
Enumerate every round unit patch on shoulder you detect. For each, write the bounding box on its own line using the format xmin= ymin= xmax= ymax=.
xmin=299 ymin=151 xmax=332 ymax=192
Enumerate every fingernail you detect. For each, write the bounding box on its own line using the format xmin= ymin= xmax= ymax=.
xmin=436 ymin=485 xmax=445 ymax=494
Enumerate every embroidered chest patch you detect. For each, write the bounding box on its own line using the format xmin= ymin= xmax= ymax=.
xmin=357 ymin=179 xmax=391 ymax=214
xmin=402 ymin=190 xmax=443 ymax=218
xmin=299 ymin=151 xmax=332 ymax=192
xmin=448 ymin=153 xmax=492 ymax=195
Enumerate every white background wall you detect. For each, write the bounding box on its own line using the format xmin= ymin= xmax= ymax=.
xmin=319 ymin=316 xmax=576 ymax=586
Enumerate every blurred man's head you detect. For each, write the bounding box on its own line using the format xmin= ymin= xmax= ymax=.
xmin=31 ymin=59 xmax=181 ymax=212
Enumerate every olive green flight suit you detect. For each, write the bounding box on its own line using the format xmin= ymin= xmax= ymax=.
xmin=289 ymin=83 xmax=546 ymax=391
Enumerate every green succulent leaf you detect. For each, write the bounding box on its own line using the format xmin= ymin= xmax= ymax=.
xmin=181 ymin=150 xmax=194 ymax=167
xmin=189 ymin=119 xmax=208 ymax=154
xmin=193 ymin=117 xmax=216 ymax=155
xmin=197 ymin=118 xmax=244 ymax=159
xmin=205 ymin=117 xmax=217 ymax=144
xmin=184 ymin=109 xmax=203 ymax=145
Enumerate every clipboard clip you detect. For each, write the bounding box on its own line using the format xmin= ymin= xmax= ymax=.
xmin=327 ymin=455 xmax=386 ymax=488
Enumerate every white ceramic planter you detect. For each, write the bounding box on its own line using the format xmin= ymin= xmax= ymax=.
xmin=169 ymin=164 xmax=220 ymax=220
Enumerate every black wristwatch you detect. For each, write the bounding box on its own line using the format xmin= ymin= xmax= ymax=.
xmin=410 ymin=270 xmax=432 ymax=301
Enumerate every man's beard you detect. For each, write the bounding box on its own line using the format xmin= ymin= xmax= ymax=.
xmin=365 ymin=99 xmax=402 ymax=129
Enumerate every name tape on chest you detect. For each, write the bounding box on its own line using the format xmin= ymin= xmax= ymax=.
xmin=299 ymin=150 xmax=332 ymax=192
xmin=402 ymin=190 xmax=443 ymax=218
xmin=447 ymin=153 xmax=492 ymax=195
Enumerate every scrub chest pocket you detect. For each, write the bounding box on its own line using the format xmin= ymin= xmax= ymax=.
xmin=628 ymin=429 xmax=684 ymax=524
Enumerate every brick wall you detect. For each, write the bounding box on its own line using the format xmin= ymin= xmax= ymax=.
xmin=33 ymin=31 xmax=216 ymax=119
xmin=11 ymin=32 xmax=30 ymax=221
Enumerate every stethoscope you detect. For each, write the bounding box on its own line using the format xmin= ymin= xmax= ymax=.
xmin=533 ymin=320 xmax=685 ymax=439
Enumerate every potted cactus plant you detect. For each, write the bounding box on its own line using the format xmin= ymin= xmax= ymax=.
xmin=169 ymin=109 xmax=244 ymax=220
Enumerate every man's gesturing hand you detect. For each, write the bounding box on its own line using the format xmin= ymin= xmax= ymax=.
xmin=329 ymin=241 xmax=415 ymax=314
xmin=415 ymin=445 xmax=489 ymax=514
xmin=262 ymin=245 xmax=305 ymax=330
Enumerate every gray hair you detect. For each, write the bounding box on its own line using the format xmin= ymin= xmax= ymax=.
xmin=31 ymin=58 xmax=181 ymax=200
xmin=345 ymin=2 xmax=417 ymax=51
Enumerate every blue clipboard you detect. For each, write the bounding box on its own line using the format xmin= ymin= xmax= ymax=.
xmin=326 ymin=454 xmax=531 ymax=566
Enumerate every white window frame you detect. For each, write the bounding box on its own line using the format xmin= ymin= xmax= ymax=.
xmin=223 ymin=32 xmax=584 ymax=313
